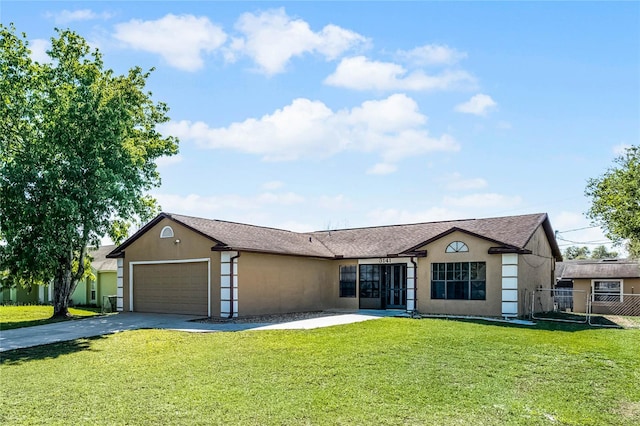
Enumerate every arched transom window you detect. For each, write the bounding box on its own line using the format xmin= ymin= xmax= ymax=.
xmin=160 ymin=226 xmax=174 ymax=238
xmin=446 ymin=241 xmax=468 ymax=253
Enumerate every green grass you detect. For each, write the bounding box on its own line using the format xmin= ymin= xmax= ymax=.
xmin=1 ymin=318 xmax=638 ymax=425
xmin=0 ymin=305 xmax=101 ymax=330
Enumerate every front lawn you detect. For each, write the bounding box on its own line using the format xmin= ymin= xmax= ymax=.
xmin=1 ymin=318 xmax=638 ymax=425
xmin=0 ymin=305 xmax=101 ymax=330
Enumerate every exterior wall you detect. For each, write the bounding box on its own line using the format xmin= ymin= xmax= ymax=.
xmin=519 ymin=225 xmax=555 ymax=316
xmin=573 ymin=277 xmax=640 ymax=313
xmin=97 ymin=271 xmax=117 ymax=307
xmin=237 ymin=251 xmax=334 ymax=316
xmin=120 ymin=218 xmax=221 ymax=317
xmin=71 ymin=279 xmax=88 ymax=305
xmin=329 ymin=260 xmax=360 ymax=310
xmin=415 ymin=231 xmax=503 ymax=317
xmin=1 ymin=285 xmax=40 ymax=304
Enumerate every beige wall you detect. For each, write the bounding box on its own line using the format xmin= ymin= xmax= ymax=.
xmin=120 ymin=218 xmax=221 ymax=316
xmin=414 ymin=231 xmax=504 ymax=317
xmin=519 ymin=225 xmax=555 ymax=316
xmin=573 ymin=277 xmax=640 ymax=314
xmin=329 ymin=260 xmax=360 ymax=310
xmin=237 ymin=252 xmax=334 ymax=316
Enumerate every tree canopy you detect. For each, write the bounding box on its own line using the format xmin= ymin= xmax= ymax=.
xmin=586 ymin=145 xmax=640 ymax=259
xmin=0 ymin=25 xmax=179 ymax=316
xmin=562 ymin=245 xmax=618 ymax=260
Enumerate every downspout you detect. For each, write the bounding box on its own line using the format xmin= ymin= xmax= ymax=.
xmin=411 ymin=257 xmax=418 ymax=317
xmin=228 ymin=252 xmax=241 ymax=319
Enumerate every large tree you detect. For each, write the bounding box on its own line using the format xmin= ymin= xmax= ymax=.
xmin=0 ymin=25 xmax=178 ymax=317
xmin=586 ymin=145 xmax=640 ymax=259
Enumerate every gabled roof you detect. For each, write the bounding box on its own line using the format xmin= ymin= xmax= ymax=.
xmin=310 ymin=213 xmax=561 ymax=259
xmin=556 ymin=259 xmax=640 ymax=280
xmin=89 ymin=245 xmax=117 ymax=272
xmin=108 ymin=212 xmax=562 ymax=260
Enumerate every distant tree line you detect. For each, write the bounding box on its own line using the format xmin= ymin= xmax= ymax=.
xmin=562 ymin=245 xmax=618 ymax=261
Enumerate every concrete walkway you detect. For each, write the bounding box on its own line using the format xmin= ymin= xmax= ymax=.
xmin=0 ymin=311 xmax=392 ymax=353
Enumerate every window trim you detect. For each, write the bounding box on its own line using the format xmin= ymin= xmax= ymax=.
xmin=591 ymin=279 xmax=623 ymax=303
xmin=446 ymin=241 xmax=469 ymax=253
xmin=339 ymin=265 xmax=357 ymax=298
xmin=431 ymin=261 xmax=486 ymax=300
xmin=160 ymin=226 xmax=174 ymax=239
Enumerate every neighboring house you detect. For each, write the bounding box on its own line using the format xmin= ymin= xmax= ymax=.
xmin=0 ymin=245 xmax=117 ymax=307
xmin=555 ymin=259 xmax=640 ymax=314
xmin=107 ymin=212 xmax=562 ymax=319
xmin=71 ymin=245 xmax=118 ymax=308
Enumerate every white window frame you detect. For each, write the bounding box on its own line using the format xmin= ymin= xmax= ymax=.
xmin=446 ymin=241 xmax=469 ymax=253
xmin=160 ymin=226 xmax=174 ymax=238
xmin=591 ymin=279 xmax=623 ymax=303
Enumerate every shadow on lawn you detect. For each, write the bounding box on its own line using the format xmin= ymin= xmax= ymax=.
xmin=0 ymin=335 xmax=106 ymax=365
xmin=432 ymin=316 xmax=622 ymax=332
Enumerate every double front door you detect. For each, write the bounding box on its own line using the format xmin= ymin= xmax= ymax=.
xmin=359 ymin=263 xmax=407 ymax=310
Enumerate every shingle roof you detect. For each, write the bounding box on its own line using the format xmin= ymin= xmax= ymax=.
xmin=170 ymin=214 xmax=335 ymax=258
xmin=109 ymin=212 xmax=561 ymax=260
xmin=556 ymin=259 xmax=640 ymax=280
xmin=89 ymin=245 xmax=117 ymax=272
xmin=310 ymin=213 xmax=552 ymax=258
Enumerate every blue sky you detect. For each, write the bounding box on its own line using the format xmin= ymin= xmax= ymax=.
xmin=2 ymin=1 xmax=639 ymax=254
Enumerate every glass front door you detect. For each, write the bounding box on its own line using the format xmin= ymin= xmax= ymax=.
xmin=384 ymin=264 xmax=407 ymax=309
xmin=359 ymin=264 xmax=407 ymax=310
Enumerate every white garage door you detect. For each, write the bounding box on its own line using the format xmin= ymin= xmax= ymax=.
xmin=132 ymin=261 xmax=208 ymax=316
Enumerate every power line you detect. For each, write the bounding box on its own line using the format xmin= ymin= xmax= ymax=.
xmin=556 ymin=225 xmax=600 ymax=234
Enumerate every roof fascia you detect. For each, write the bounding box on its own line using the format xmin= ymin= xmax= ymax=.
xmin=401 ymin=227 xmax=517 ymax=255
xmin=106 ymin=212 xmax=226 ymax=258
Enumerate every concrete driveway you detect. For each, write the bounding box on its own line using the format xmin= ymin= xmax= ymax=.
xmin=0 ymin=311 xmax=388 ymax=353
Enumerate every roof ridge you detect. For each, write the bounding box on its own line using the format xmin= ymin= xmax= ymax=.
xmin=311 ymin=212 xmax=547 ymax=234
xmin=167 ymin=212 xmax=306 ymax=235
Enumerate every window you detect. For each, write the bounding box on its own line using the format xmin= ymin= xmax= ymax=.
xmin=359 ymin=264 xmax=381 ymax=299
xmin=446 ymin=241 xmax=469 ymax=253
xmin=592 ymin=280 xmax=622 ymax=302
xmin=431 ymin=262 xmax=486 ymax=300
xmin=339 ymin=265 xmax=357 ymax=297
xmin=160 ymin=226 xmax=174 ymax=238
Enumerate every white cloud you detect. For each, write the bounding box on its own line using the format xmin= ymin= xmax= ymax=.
xmin=551 ymin=211 xmax=622 ymax=256
xmin=262 ymin=181 xmax=284 ymax=190
xmin=228 ymin=8 xmax=368 ymax=75
xmin=113 ymin=14 xmax=227 ymax=71
xmin=163 ymin=93 xmax=460 ymax=169
xmin=29 ymin=39 xmax=50 ymax=63
xmin=397 ymin=44 xmax=467 ymax=66
xmin=455 ymin=93 xmax=497 ymax=116
xmin=613 ymin=143 xmax=632 ymax=156
xmin=367 ymin=163 xmax=397 ymax=175
xmin=324 ymin=56 xmax=475 ymax=91
xmin=47 ymin=9 xmax=113 ymax=25
xmin=155 ymin=154 xmax=183 ymax=167
xmin=443 ymin=193 xmax=522 ymax=209
xmin=443 ymin=172 xmax=488 ymax=191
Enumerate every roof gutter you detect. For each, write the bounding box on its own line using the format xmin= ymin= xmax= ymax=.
xmin=228 ymin=252 xmax=241 ymax=319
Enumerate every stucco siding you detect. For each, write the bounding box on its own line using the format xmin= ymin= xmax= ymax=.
xmin=120 ymin=218 xmax=221 ymax=316
xmin=237 ymin=252 xmax=333 ymax=316
xmin=519 ymin=225 xmax=555 ymax=316
xmin=415 ymin=231 xmax=503 ymax=317
xmin=97 ymin=271 xmax=117 ymax=307
xmin=329 ymin=260 xmax=360 ymax=310
xmin=573 ymin=277 xmax=640 ymax=314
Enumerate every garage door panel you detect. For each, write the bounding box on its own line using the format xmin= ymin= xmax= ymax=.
xmin=133 ymin=262 xmax=208 ymax=315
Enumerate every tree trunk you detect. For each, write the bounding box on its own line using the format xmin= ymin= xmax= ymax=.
xmin=52 ymin=262 xmax=74 ymax=319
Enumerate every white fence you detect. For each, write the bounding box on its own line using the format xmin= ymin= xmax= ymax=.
xmin=531 ymin=288 xmax=589 ymax=323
